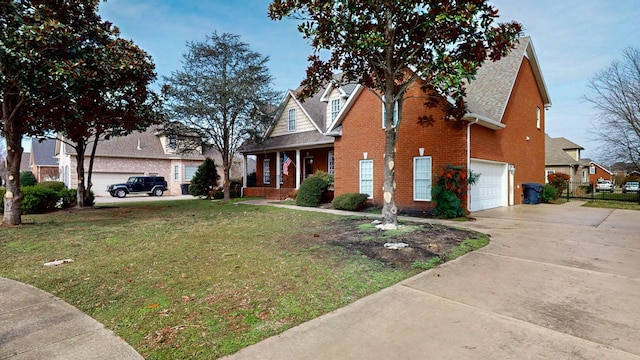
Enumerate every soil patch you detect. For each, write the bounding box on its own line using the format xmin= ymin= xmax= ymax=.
xmin=314 ymin=218 xmax=484 ymax=269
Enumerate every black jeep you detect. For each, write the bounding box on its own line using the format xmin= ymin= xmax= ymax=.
xmin=107 ymin=176 xmax=168 ymax=198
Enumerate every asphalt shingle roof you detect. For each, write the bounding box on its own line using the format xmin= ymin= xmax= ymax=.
xmin=31 ymin=139 xmax=58 ymax=166
xmin=545 ymin=134 xmax=583 ymax=166
xmin=465 ymin=37 xmax=530 ymax=122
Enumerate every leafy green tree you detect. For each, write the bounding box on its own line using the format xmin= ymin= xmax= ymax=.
xmin=0 ymin=0 xmax=159 ymax=223
xmin=51 ymin=31 xmax=162 ymax=207
xmin=189 ymin=158 xmax=221 ymax=199
xmin=163 ymin=32 xmax=279 ymax=201
xmin=269 ymin=0 xmax=522 ymax=226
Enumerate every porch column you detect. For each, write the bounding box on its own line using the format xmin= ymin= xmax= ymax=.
xmin=276 ymin=151 xmax=281 ymax=190
xmin=295 ymin=149 xmax=301 ymax=189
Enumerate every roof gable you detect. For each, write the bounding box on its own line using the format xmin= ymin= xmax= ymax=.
xmin=31 ymin=139 xmax=58 ymax=166
xmin=545 ymin=134 xmax=584 ymax=166
xmin=465 ymin=36 xmax=551 ymax=126
xmin=268 ymin=93 xmax=322 ymax=137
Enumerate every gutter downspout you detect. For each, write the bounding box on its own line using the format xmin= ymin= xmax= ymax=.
xmin=467 ymin=118 xmax=479 ymax=212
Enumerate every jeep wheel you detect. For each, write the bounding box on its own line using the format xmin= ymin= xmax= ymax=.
xmin=153 ymin=188 xmax=164 ymax=197
xmin=115 ymin=189 xmax=127 ymax=198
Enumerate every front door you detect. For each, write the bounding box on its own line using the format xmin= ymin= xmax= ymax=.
xmin=304 ymin=157 xmax=314 ymax=178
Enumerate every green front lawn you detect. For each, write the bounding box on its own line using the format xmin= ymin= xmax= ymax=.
xmin=1 ymin=199 xmax=423 ymax=359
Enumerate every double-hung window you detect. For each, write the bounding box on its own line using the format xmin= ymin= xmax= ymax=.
xmin=288 ymin=108 xmax=296 ymax=131
xmin=413 ymin=156 xmax=432 ymax=201
xmin=263 ymin=159 xmax=271 ymax=184
xmin=359 ymin=160 xmax=373 ymax=198
xmin=331 ymin=98 xmax=341 ymax=121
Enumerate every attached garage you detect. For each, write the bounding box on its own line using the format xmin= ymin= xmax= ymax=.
xmin=469 ymin=159 xmax=508 ymax=212
xmin=90 ymin=172 xmax=144 ymax=197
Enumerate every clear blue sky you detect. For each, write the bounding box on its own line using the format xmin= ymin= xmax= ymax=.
xmin=93 ymin=1 xmax=640 ymax=161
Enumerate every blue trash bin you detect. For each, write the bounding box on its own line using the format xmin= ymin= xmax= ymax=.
xmin=522 ymin=183 xmax=543 ymax=204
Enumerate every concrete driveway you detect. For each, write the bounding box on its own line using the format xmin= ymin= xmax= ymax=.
xmin=224 ymin=202 xmax=640 ymax=359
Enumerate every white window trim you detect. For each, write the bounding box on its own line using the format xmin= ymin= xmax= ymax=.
xmin=174 ymin=165 xmax=180 ymax=181
xmin=331 ymin=98 xmax=341 ymax=121
xmin=413 ymin=156 xmax=432 ymax=201
xmin=536 ymin=107 xmax=541 ymax=129
xmin=288 ymin=108 xmax=296 ymax=132
xmin=263 ymin=159 xmax=271 ymax=184
xmin=359 ymin=159 xmax=373 ymax=199
xmin=545 ymin=169 xmax=555 ymax=183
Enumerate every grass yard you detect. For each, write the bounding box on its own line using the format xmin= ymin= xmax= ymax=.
xmin=0 ymin=199 xmax=436 ymax=359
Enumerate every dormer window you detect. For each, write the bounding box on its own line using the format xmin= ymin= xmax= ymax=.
xmin=168 ymin=135 xmax=178 ymax=150
xmin=288 ymin=108 xmax=296 ymax=132
xmin=331 ymin=98 xmax=341 ymax=121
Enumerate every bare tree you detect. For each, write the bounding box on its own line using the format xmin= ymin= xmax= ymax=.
xmin=586 ymin=47 xmax=640 ymax=169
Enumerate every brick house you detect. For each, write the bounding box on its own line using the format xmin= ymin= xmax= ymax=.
xmin=29 ymin=139 xmax=60 ymax=182
xmin=56 ymin=126 xmax=243 ymax=197
xmin=241 ymin=37 xmax=551 ymax=212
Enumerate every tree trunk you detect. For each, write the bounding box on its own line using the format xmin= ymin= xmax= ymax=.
xmin=381 ymin=92 xmax=399 ymax=226
xmin=2 ymin=95 xmax=25 ymax=226
xmin=74 ymin=142 xmax=87 ymax=207
xmin=382 ymin=125 xmax=398 ymax=226
xmin=222 ymin=160 xmax=231 ymax=201
xmin=2 ymin=135 xmax=23 ymax=226
xmin=84 ymin=135 xmax=100 ymax=206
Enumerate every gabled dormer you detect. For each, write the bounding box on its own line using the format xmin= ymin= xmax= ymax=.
xmin=157 ymin=123 xmax=204 ymax=155
xmin=269 ymin=91 xmax=322 ymax=137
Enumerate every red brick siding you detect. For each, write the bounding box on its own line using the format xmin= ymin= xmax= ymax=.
xmin=335 ymin=85 xmax=467 ymax=211
xmin=588 ymin=164 xmax=613 ymax=183
xmin=470 ymin=57 xmax=546 ymax=205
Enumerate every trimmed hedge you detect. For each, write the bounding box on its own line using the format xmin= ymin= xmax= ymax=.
xmin=332 ymin=193 xmax=369 ymax=211
xmin=296 ymin=176 xmax=329 ymax=207
xmin=21 ymin=186 xmax=60 ymax=214
xmin=0 ymin=185 xmax=85 ymax=214
xmin=20 ymin=171 xmax=37 ymax=186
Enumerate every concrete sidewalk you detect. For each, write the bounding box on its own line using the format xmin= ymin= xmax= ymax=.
xmin=0 ymin=278 xmax=142 ymax=360
xmin=222 ymin=202 xmax=640 ymax=359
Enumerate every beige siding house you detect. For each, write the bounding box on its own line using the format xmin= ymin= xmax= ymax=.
xmin=56 ymin=126 xmax=242 ymax=197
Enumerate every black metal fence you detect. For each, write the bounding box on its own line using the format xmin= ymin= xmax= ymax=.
xmin=560 ymin=181 xmax=640 ymax=203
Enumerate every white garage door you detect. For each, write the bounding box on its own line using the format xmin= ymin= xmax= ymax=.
xmin=89 ymin=172 xmax=144 ymax=197
xmin=470 ymin=159 xmax=508 ymax=212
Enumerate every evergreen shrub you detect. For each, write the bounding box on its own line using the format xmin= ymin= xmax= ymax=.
xmin=332 ymin=193 xmax=369 ymax=211
xmin=296 ymin=175 xmax=329 ymax=207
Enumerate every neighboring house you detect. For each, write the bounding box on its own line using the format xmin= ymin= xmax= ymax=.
xmin=30 ymin=139 xmax=60 ymax=182
xmin=611 ymin=162 xmax=640 ymax=177
xmin=241 ymin=36 xmax=551 ymax=212
xmin=56 ymin=126 xmax=243 ymax=197
xmin=545 ymin=134 xmax=613 ymax=184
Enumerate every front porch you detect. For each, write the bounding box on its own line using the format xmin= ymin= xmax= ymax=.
xmin=241 ymin=146 xmax=334 ymax=201
xmin=243 ymin=187 xmax=297 ymax=200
